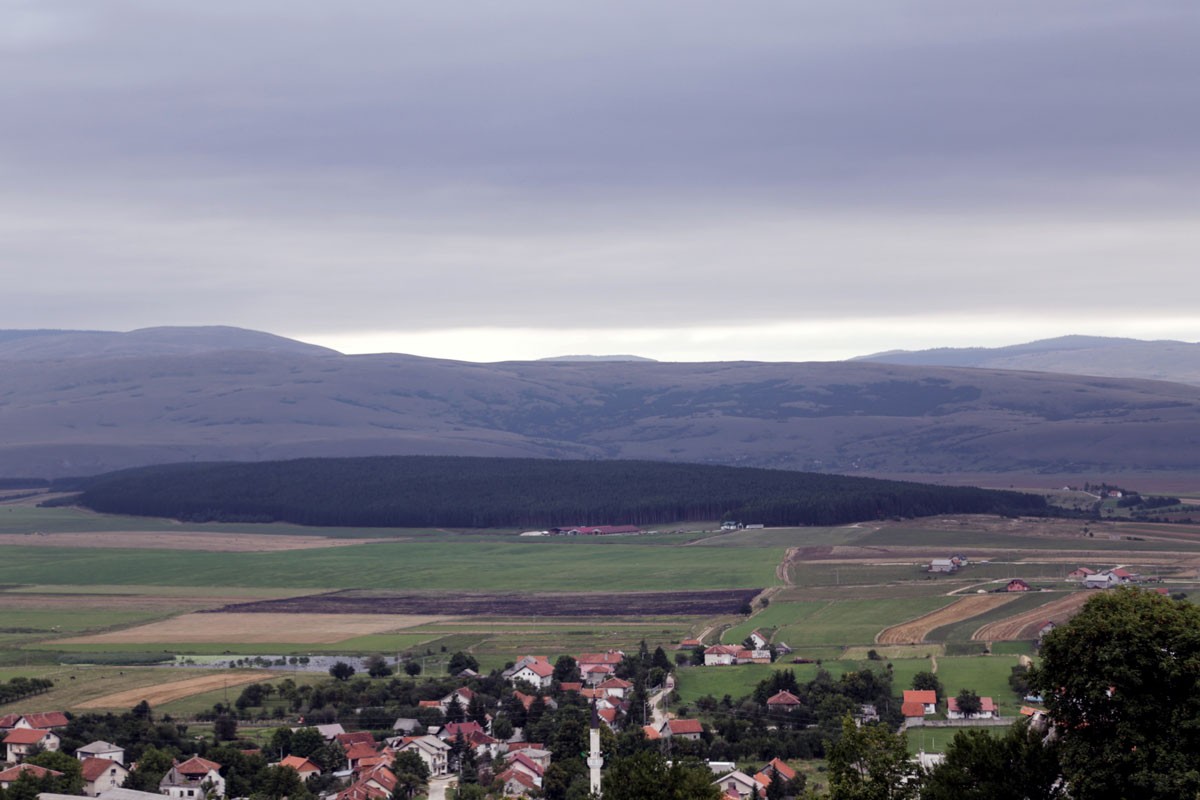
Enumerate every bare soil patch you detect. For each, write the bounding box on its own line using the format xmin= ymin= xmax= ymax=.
xmin=876 ymin=594 xmax=1018 ymax=644
xmin=973 ymin=592 xmax=1091 ymax=641
xmin=77 ymin=672 xmax=277 ymax=709
xmin=57 ymin=613 xmax=449 ymax=644
xmin=210 ymin=589 xmax=762 ymax=618
xmin=0 ymin=531 xmax=378 ymax=552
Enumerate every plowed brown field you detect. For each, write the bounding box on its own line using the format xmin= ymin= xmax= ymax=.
xmin=77 ymin=672 xmax=276 ymax=709
xmin=972 ymin=592 xmax=1091 ymax=641
xmin=876 ymin=594 xmax=1018 ymax=644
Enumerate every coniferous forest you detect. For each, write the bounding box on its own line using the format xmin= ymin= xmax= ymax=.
xmin=61 ymin=456 xmax=1048 ymax=528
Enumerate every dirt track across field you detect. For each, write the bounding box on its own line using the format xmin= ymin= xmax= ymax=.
xmin=77 ymin=672 xmax=277 ymax=709
xmin=0 ymin=531 xmax=379 ymax=552
xmin=57 ymin=612 xmax=450 ymax=644
xmin=972 ymin=592 xmax=1091 ymax=641
xmin=876 ymin=594 xmax=1018 ymax=644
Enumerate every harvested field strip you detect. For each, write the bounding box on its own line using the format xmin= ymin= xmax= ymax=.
xmin=927 ymin=592 xmax=1057 ymax=642
xmin=57 ymin=613 xmax=451 ymax=645
xmin=77 ymin=672 xmax=276 ymax=709
xmin=876 ymin=595 xmax=1017 ymax=644
xmin=973 ymin=592 xmax=1091 ymax=641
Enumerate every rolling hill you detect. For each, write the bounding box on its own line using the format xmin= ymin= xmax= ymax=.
xmin=855 ymin=335 xmax=1200 ymax=385
xmin=2 ymin=327 xmax=1199 ymax=482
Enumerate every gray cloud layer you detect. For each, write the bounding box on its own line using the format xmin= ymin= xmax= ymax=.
xmin=2 ymin=1 xmax=1198 ymax=354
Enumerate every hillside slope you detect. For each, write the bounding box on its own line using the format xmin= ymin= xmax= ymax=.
xmin=856 ymin=336 xmax=1200 ymax=385
xmin=2 ymin=328 xmax=1199 ymax=480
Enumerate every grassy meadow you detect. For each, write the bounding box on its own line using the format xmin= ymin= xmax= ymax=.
xmin=2 ymin=504 xmax=1198 ymax=719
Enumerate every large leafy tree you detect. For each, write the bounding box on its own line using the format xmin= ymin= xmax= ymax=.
xmin=1033 ymin=587 xmax=1200 ymax=800
xmin=920 ymin=722 xmax=1065 ymax=800
xmin=827 ymin=716 xmax=919 ymax=800
xmin=600 ymin=750 xmax=721 ymax=800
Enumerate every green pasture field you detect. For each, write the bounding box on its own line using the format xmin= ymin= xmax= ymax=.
xmin=933 ymin=655 xmax=1025 ymax=715
xmin=722 ymin=602 xmax=827 ymax=644
xmin=771 ymin=597 xmax=957 ymax=648
xmin=2 ymin=585 xmax=309 ymax=598
xmin=906 ymin=725 xmax=1005 ymax=755
xmin=673 ymin=661 xmax=867 ymax=707
xmin=787 ymin=562 xmax=943 ymax=587
xmin=0 ymin=539 xmax=782 ymax=592
xmin=883 ymin=655 xmax=935 ymax=690
xmin=691 ymin=526 xmax=867 ymax=548
xmin=925 ymin=592 xmax=1066 ymax=642
xmin=989 ymin=641 xmax=1035 ymax=656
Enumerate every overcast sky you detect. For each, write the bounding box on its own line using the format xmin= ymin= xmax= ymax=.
xmin=3 ymin=1 xmax=1198 ymax=361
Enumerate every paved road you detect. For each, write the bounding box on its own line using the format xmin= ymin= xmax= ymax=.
xmin=427 ymin=776 xmax=455 ymax=800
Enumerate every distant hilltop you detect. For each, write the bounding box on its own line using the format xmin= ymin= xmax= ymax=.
xmin=854 ymin=335 xmax=1200 ymax=386
xmin=539 ymin=354 xmax=657 ymax=362
xmin=4 ymin=324 xmax=1200 ymax=481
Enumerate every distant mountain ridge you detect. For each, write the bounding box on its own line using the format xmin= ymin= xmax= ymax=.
xmin=2 ymin=326 xmax=1200 ymax=481
xmin=855 ymin=335 xmax=1200 ymax=385
xmin=0 ymin=326 xmax=337 ymax=360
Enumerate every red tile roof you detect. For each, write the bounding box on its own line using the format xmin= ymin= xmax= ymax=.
xmin=578 ymin=652 xmax=624 ymax=665
xmin=80 ymin=757 xmax=124 ymax=782
xmin=498 ymin=768 xmax=539 ymax=791
xmin=766 ymin=690 xmax=801 ymax=706
xmin=901 ymin=701 xmax=928 ymax=718
xmin=948 ymin=696 xmax=996 ymax=714
xmin=346 ymin=742 xmax=381 ymax=761
xmin=559 ymin=682 xmax=583 ymax=692
xmin=642 ymin=724 xmax=661 ymax=740
xmin=175 ymin=756 xmax=221 ymax=775
xmin=598 ymin=678 xmax=632 ymax=690
xmin=20 ymin=712 xmax=69 ymax=729
xmin=336 ymin=732 xmax=376 ymax=748
xmin=665 ymin=719 xmax=703 ymax=735
xmin=762 ymin=757 xmax=796 ymax=781
xmin=280 ymin=755 xmax=321 ymax=773
xmin=903 ymin=690 xmax=937 ymax=705
xmin=3 ymin=728 xmax=54 ymax=745
xmin=0 ymin=763 xmax=62 ymax=782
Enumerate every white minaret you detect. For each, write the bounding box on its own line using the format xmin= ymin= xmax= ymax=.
xmin=588 ymin=702 xmax=604 ymax=796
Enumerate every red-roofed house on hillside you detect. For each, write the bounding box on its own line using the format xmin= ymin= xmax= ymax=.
xmin=642 ymin=724 xmax=661 ymax=741
xmin=1067 ymin=567 xmax=1096 ymax=581
xmin=278 ymin=755 xmax=321 ymax=780
xmin=160 ymin=756 xmax=225 ymax=799
xmin=704 ymin=645 xmax=741 ymax=666
xmin=578 ymin=651 xmax=624 ymax=671
xmin=345 ymin=742 xmax=382 ymax=771
xmin=498 ymin=767 xmax=540 ymax=796
xmin=902 ymin=690 xmax=937 ymax=715
xmin=947 ymin=696 xmax=998 ymax=720
xmin=336 ymin=731 xmax=376 ymax=750
xmin=1005 ymin=579 xmax=1032 ymax=592
xmin=597 ymin=677 xmax=632 ymax=699
xmin=766 ymin=690 xmax=802 ymax=711
xmin=658 ymin=718 xmax=704 ymax=740
xmin=757 ymin=757 xmax=797 ymax=785
xmin=5 ymin=712 xmax=70 ymax=730
xmin=507 ymin=657 xmax=555 ymax=689
xmin=3 ymin=728 xmax=60 ymax=763
xmin=80 ymin=757 xmax=130 ymax=797
xmin=0 ymin=764 xmax=62 ymax=790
